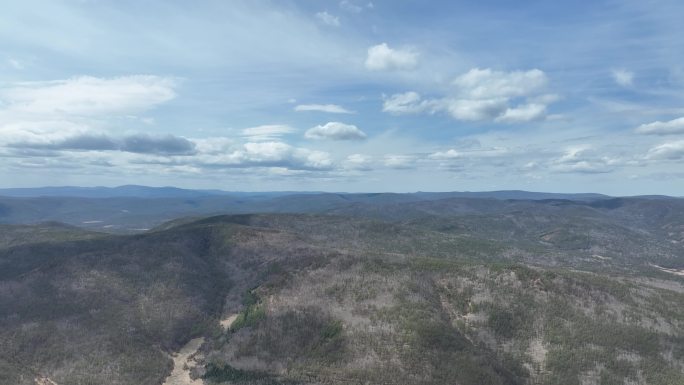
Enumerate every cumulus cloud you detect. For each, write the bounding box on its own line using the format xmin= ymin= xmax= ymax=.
xmin=242 ymin=142 xmax=296 ymax=163
xmin=241 ymin=124 xmax=296 ymax=141
xmin=294 ymin=104 xmax=353 ymax=114
xmin=305 ymin=122 xmax=367 ymax=140
xmin=495 ymin=103 xmax=547 ymax=123
xmin=0 ymin=75 xmax=177 ymax=116
xmin=7 ymin=133 xmax=197 ymax=155
xmin=429 ymin=149 xmax=461 ymax=160
xmin=315 ymin=11 xmax=340 ymax=26
xmin=635 ymin=117 xmax=684 ymax=135
xmin=383 ymin=154 xmax=415 ymax=169
xmin=193 ymin=137 xmax=234 ymax=154
xmin=453 ymin=68 xmax=548 ymax=99
xmin=612 ymin=69 xmax=634 ymax=87
xmin=646 ymin=140 xmax=684 ymax=160
xmin=429 ymin=146 xmax=508 ymax=160
xmin=343 ymin=153 xmax=373 ymax=170
xmin=382 ymin=92 xmax=437 ymax=114
xmin=551 ymin=146 xmax=617 ymax=174
xmin=197 ymin=141 xmax=333 ymax=170
xmin=382 ymin=68 xmax=554 ymax=123
xmin=365 ymin=43 xmax=418 ymax=71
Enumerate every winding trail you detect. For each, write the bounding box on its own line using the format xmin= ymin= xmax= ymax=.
xmin=162 ymin=337 xmax=205 ymax=385
xmin=34 ymin=377 xmax=59 ymax=385
xmin=161 ymin=313 xmax=238 ymax=385
xmin=220 ymin=314 xmax=238 ymax=331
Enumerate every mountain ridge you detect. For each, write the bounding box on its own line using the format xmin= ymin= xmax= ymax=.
xmin=1 ymin=210 xmax=683 ymax=385
xmin=0 ymin=185 xmax=615 ymax=200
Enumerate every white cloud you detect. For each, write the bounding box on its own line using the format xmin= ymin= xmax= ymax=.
xmin=383 ymin=154 xmax=415 ymax=169
xmin=429 ymin=146 xmax=508 ymax=160
xmin=365 ymin=43 xmax=418 ymax=71
xmin=382 ymin=92 xmax=419 ymax=113
xmin=382 ymin=92 xmax=437 ymax=114
xmin=315 ymin=11 xmax=340 ymax=27
xmin=294 ymin=104 xmax=353 ymax=114
xmin=635 ymin=117 xmax=684 ymax=135
xmin=339 ymin=1 xmax=363 ymax=13
xmin=646 ymin=140 xmax=684 ymax=160
xmin=552 ymin=161 xmax=614 ymax=174
xmin=555 ymin=146 xmax=591 ymax=164
xmin=241 ymin=124 xmax=296 ymax=141
xmin=551 ymin=146 xmax=617 ymax=173
xmin=193 ymin=137 xmax=234 ymax=154
xmin=612 ymin=69 xmax=634 ymax=87
xmin=242 ymin=142 xmax=294 ymax=163
xmin=194 ymin=141 xmax=333 ymax=170
xmin=0 ymin=75 xmax=177 ymax=116
xmin=0 ymin=75 xmax=185 ymax=171
xmin=0 ymin=119 xmax=89 ymax=146
xmin=240 ymin=142 xmax=333 ymax=170
xmin=305 ymin=122 xmax=367 ymax=140
xmin=382 ymin=68 xmax=554 ymax=123
xmin=0 ymin=74 xmax=346 ymax=176
xmin=495 ymin=103 xmax=547 ymax=123
xmin=429 ymin=149 xmax=461 ymax=160
xmin=343 ymin=153 xmax=372 ymax=170
xmin=453 ymin=68 xmax=548 ymax=99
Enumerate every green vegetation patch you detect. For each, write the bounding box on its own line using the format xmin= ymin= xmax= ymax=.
xmin=231 ymin=303 xmax=266 ymax=332
xmin=203 ymin=362 xmax=298 ymax=385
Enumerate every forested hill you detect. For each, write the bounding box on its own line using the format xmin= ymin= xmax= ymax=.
xmin=1 ymin=198 xmax=683 ymax=384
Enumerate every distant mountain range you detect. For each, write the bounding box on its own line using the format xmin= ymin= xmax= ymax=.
xmin=0 ymin=185 xmax=304 ymax=198
xmin=5 ymin=186 xmax=683 ymax=233
xmin=0 ymin=185 xmax=611 ymax=200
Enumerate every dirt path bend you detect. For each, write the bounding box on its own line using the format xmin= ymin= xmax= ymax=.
xmin=162 ymin=314 xmax=238 ymax=385
xmin=220 ymin=314 xmax=238 ymax=331
xmin=35 ymin=377 xmax=59 ymax=385
xmin=162 ymin=337 xmax=205 ymax=385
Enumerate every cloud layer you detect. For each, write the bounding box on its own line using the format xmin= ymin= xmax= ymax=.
xmin=2 ymin=1 xmax=684 ymax=194
xmin=7 ymin=132 xmax=197 ymax=155
xmin=0 ymin=76 xmax=177 ymax=116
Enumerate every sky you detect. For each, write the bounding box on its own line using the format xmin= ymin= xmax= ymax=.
xmin=1 ymin=0 xmax=684 ymax=195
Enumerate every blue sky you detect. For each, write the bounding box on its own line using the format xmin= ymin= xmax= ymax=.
xmin=1 ymin=0 xmax=684 ymax=194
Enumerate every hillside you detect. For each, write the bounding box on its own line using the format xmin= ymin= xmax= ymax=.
xmin=1 ymin=203 xmax=683 ymax=385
